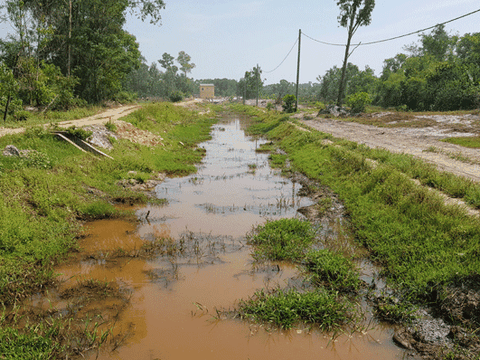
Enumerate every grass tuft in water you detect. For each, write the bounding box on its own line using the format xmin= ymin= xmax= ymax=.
xmin=303 ymin=250 xmax=361 ymax=293
xmin=247 ymin=218 xmax=316 ymax=261
xmin=238 ymin=287 xmax=357 ymax=330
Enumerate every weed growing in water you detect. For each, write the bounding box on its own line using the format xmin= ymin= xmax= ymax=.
xmin=238 ymin=287 xmax=357 ymax=331
xmin=303 ymin=250 xmax=361 ymax=293
xmin=247 ymin=218 xmax=316 ymax=262
xmin=372 ymin=291 xmax=418 ymax=323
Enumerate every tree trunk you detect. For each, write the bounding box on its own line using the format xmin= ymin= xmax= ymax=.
xmin=337 ymin=7 xmax=358 ymax=107
xmin=4 ymin=95 xmax=11 ymax=122
xmin=337 ymin=30 xmax=353 ymax=106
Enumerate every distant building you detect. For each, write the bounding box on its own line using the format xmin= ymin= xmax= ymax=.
xmin=200 ymin=84 xmax=215 ymax=99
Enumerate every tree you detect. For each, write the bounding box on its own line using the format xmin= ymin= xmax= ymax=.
xmin=420 ymin=24 xmax=457 ymax=62
xmin=0 ymin=63 xmax=20 ymax=121
xmin=177 ymin=51 xmax=195 ymax=77
xmin=0 ymin=0 xmax=166 ymax=104
xmin=238 ymin=66 xmax=263 ymax=100
xmin=158 ymin=52 xmax=177 ymax=73
xmin=335 ymin=0 xmax=375 ymax=106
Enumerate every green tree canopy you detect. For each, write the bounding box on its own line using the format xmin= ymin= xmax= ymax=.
xmin=335 ymin=0 xmax=375 ymax=105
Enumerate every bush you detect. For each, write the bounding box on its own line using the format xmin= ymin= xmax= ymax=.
xmin=12 ymin=110 xmax=31 ymax=121
xmin=315 ymin=101 xmax=326 ymax=111
xmin=282 ymin=94 xmax=297 ymax=113
xmin=169 ymin=91 xmax=184 ymax=103
xmin=346 ymin=92 xmax=372 ymax=113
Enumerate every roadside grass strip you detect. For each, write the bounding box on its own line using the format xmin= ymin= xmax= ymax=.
xmin=236 ymin=105 xmax=480 ymax=301
xmin=0 ymin=103 xmax=216 ymax=358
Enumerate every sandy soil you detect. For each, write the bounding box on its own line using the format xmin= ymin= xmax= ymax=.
xmin=0 ymin=104 xmax=140 ymax=138
xmin=300 ymin=113 xmax=480 ymax=183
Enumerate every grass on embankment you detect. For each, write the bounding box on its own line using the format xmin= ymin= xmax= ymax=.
xmin=0 ymin=103 xmax=215 ymax=304
xmin=0 ymin=102 xmax=215 ymax=359
xmin=231 ymin=103 xmax=480 ymax=303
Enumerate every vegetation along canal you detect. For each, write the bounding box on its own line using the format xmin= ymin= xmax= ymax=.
xmin=48 ymin=114 xmax=413 ymax=359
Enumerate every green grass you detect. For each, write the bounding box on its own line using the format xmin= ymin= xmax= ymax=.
xmin=0 ymin=320 xmax=63 ymax=360
xmin=304 ymin=250 xmax=361 ymax=292
xmin=0 ymin=101 xmax=217 ymax=358
xmin=0 ymin=102 xmax=216 ymax=307
xmin=442 ymin=136 xmax=480 ymax=149
xmin=240 ymin=216 xmax=362 ymax=330
xmin=247 ymin=218 xmax=316 ymax=261
xmin=235 ymin=104 xmax=480 ymax=300
xmin=238 ymin=288 xmax=357 ymax=330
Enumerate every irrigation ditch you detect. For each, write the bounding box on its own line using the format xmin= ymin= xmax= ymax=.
xmin=3 ymin=104 xmax=480 ymax=359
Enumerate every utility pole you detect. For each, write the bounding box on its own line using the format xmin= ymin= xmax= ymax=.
xmin=256 ymin=64 xmax=259 ymax=107
xmin=295 ymin=29 xmax=301 ymax=112
xmin=67 ymin=0 xmax=72 ymax=77
xmin=243 ymin=76 xmax=246 ymax=105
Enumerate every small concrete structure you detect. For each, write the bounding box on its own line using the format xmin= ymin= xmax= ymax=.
xmin=199 ymin=84 xmax=215 ymax=99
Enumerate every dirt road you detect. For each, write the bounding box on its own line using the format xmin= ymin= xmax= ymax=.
xmin=0 ymin=104 xmax=140 ymax=138
xmin=300 ymin=114 xmax=480 ymax=182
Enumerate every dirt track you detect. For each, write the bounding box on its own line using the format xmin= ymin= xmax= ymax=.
xmin=0 ymin=105 xmax=140 ymax=138
xmin=300 ymin=114 xmax=480 ymax=182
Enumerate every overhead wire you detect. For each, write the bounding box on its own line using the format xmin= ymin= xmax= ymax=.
xmin=302 ymin=7 xmax=480 ymax=47
xmin=264 ymin=38 xmax=298 ymax=74
xmin=261 ymin=7 xmax=480 ymax=76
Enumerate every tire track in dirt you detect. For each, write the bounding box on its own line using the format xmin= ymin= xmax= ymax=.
xmin=301 ymin=117 xmax=480 ymax=183
xmin=0 ymin=105 xmax=140 ymax=138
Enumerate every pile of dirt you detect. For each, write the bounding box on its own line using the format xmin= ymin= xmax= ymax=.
xmin=114 ymin=120 xmax=164 ymax=147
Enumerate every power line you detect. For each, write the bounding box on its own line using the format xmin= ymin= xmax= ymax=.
xmin=264 ymin=37 xmax=299 ymax=74
xmin=303 ymin=7 xmax=480 ymax=47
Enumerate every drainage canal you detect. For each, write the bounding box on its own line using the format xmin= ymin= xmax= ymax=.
xmin=54 ymin=114 xmax=415 ymax=359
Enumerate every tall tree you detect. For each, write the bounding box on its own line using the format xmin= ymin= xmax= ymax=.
xmin=238 ymin=66 xmax=263 ymax=100
xmin=177 ymin=51 xmax=195 ymax=77
xmin=0 ymin=0 xmax=166 ymax=103
xmin=335 ymin=0 xmax=375 ymax=106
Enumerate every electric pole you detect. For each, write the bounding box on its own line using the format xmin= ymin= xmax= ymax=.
xmin=295 ymin=29 xmax=301 ymax=112
xmin=256 ymin=64 xmax=259 ymax=107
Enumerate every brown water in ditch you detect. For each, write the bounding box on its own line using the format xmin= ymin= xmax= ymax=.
xmin=54 ymin=115 xmax=415 ymax=360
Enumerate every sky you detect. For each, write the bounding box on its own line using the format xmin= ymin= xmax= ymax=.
xmin=1 ymin=0 xmax=480 ymax=85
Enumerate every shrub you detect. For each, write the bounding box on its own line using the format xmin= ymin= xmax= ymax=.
xmin=113 ymin=91 xmax=137 ymax=104
xmin=169 ymin=91 xmax=184 ymax=103
xmin=346 ymin=92 xmax=372 ymax=113
xmin=105 ymin=120 xmax=117 ymax=132
xmin=282 ymin=94 xmax=297 ymax=113
xmin=13 ymin=110 xmax=31 ymax=122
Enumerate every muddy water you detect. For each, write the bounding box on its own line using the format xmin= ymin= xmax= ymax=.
xmin=57 ymin=115 xmax=414 ymax=359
